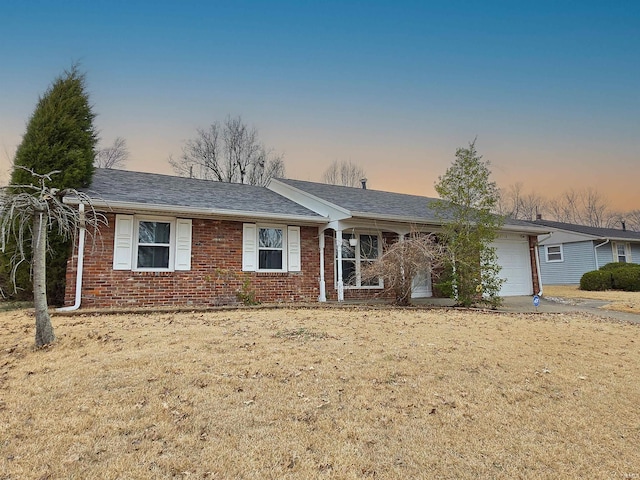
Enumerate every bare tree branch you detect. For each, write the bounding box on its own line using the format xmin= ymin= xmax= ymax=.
xmin=360 ymin=232 xmax=447 ymax=306
xmin=0 ymin=167 xmax=107 ymax=346
xmin=169 ymin=116 xmax=285 ymax=186
xmin=322 ymin=160 xmax=367 ymax=187
xmin=95 ymin=137 xmax=129 ymax=169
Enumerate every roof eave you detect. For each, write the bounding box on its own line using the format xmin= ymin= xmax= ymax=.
xmin=64 ymin=198 xmax=328 ymax=225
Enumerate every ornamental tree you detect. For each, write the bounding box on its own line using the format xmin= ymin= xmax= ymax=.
xmin=0 ymin=169 xmax=105 ymax=346
xmin=433 ymin=139 xmax=504 ymax=307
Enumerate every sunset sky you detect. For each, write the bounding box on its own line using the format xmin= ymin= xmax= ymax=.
xmin=1 ymin=1 xmax=638 ymax=211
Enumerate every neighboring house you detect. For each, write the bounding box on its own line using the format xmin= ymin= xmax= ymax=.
xmin=62 ymin=169 xmax=548 ymax=309
xmin=532 ymin=219 xmax=640 ymax=285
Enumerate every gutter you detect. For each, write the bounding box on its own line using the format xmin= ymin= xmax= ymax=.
xmin=64 ymin=198 xmax=328 ymax=225
xmin=57 ymin=204 xmax=85 ymax=312
xmin=593 ymin=239 xmax=610 ymax=270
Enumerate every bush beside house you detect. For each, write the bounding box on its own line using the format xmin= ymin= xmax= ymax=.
xmin=580 ymin=263 xmax=640 ymax=292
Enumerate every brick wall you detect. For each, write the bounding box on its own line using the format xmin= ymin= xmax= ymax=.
xmin=528 ymin=234 xmax=541 ymax=295
xmin=64 ymin=214 xmax=320 ymax=308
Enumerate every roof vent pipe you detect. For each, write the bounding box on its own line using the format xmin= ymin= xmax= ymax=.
xmin=622 ymin=220 xmax=626 ymax=231
xmin=360 ymin=178 xmax=367 ymax=190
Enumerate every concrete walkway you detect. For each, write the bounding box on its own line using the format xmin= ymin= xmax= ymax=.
xmin=414 ymin=295 xmax=640 ymax=324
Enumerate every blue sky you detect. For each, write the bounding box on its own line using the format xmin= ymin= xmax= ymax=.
xmin=1 ymin=0 xmax=638 ymax=210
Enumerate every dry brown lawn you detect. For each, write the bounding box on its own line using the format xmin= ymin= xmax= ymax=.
xmin=1 ymin=306 xmax=639 ymax=479
xmin=544 ymin=284 xmax=640 ymax=314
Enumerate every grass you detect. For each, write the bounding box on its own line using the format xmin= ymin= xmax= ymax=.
xmin=544 ymin=284 xmax=640 ymax=314
xmin=1 ymin=307 xmax=639 ymax=479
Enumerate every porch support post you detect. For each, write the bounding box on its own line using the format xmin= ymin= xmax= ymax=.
xmin=318 ymin=230 xmax=326 ymax=302
xmin=336 ymin=229 xmax=344 ymax=302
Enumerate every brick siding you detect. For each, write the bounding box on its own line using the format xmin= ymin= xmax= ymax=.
xmin=64 ymin=215 xmax=321 ymax=308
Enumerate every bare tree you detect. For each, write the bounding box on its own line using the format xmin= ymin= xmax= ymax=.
xmin=169 ymin=116 xmax=285 ymax=186
xmin=497 ymin=183 xmax=548 ymax=220
xmin=0 ymin=168 xmax=106 ymax=346
xmin=322 ymin=160 xmax=367 ymax=187
xmin=624 ymin=210 xmax=640 ymax=232
xmin=546 ymin=188 xmax=614 ymax=227
xmin=360 ymin=233 xmax=446 ymax=306
xmin=95 ymin=137 xmax=129 ymax=169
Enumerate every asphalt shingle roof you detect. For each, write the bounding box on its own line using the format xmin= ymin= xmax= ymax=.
xmin=275 ymin=178 xmax=445 ymax=221
xmin=84 ymin=169 xmax=324 ymax=219
xmin=532 ymin=219 xmax=640 ymax=241
xmin=275 ymin=178 xmax=538 ymax=229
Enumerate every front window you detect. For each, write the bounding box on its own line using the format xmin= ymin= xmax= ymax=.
xmin=545 ymin=245 xmax=563 ymax=262
xmin=137 ymin=221 xmax=171 ymax=269
xmin=259 ymin=227 xmax=284 ymax=270
xmin=336 ymin=232 xmax=382 ymax=288
xmin=615 ymin=243 xmax=628 ymax=263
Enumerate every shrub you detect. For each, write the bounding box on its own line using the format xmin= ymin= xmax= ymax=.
xmin=611 ymin=266 xmax=640 ymax=292
xmin=580 ymin=270 xmax=612 ymax=291
xmin=600 ymin=262 xmax=640 ymax=272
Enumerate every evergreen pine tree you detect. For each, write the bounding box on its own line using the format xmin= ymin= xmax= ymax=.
xmin=4 ymin=65 xmax=97 ymax=304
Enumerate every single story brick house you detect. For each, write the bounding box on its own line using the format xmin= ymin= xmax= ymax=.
xmin=531 ymin=218 xmax=640 ymax=285
xmin=62 ymin=169 xmax=548 ymax=309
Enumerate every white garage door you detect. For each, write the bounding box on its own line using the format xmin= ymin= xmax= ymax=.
xmin=492 ymin=236 xmax=533 ymax=296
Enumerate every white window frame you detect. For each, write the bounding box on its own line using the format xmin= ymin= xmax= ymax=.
xmin=612 ymin=242 xmax=631 ymax=263
xmin=545 ymin=244 xmax=564 ymax=263
xmin=133 ymin=216 xmax=176 ymax=272
xmin=242 ymin=223 xmax=301 ymax=273
xmin=335 ymin=232 xmax=383 ymax=289
xmin=113 ymin=214 xmax=192 ymax=272
xmin=257 ymin=224 xmax=287 ymax=272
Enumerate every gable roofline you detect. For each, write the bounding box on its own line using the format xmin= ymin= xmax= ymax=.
xmin=270 ymin=178 xmax=550 ymax=234
xmin=531 ymin=219 xmax=640 ymax=242
xmin=267 ymin=178 xmax=352 ymax=219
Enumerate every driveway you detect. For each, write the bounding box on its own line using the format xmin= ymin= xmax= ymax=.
xmin=417 ymin=296 xmax=640 ymax=324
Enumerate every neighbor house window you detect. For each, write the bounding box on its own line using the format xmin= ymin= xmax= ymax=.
xmin=613 ymin=242 xmax=630 ymax=263
xmin=336 ymin=232 xmax=382 ymax=288
xmin=545 ymin=244 xmax=563 ymax=263
xmin=258 ymin=227 xmax=284 ymax=270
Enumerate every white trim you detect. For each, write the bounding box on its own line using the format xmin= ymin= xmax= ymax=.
xmin=257 ymin=224 xmax=288 ymax=272
xmin=545 ymin=244 xmax=563 ymax=263
xmin=335 ymin=230 xmax=384 ymax=290
xmin=64 ymin=197 xmax=327 ymax=225
xmin=612 ymin=241 xmax=631 ymax=263
xmin=242 ymin=223 xmax=302 ymax=273
xmin=133 ymin=216 xmax=176 ymax=272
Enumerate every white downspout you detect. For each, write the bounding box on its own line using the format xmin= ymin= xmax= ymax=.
xmin=57 ymin=203 xmax=85 ymax=312
xmin=318 ymin=230 xmax=326 ymax=302
xmin=336 ymin=229 xmax=344 ymax=302
xmin=534 ymin=232 xmax=553 ymax=296
xmin=594 ymin=239 xmax=610 ymax=270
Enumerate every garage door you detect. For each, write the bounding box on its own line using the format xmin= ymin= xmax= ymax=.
xmin=492 ymin=236 xmax=533 ymax=296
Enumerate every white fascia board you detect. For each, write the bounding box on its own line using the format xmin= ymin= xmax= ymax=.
xmin=349 ymin=212 xmax=551 ymax=235
xmin=64 ymin=198 xmax=328 ymax=225
xmin=268 ymin=179 xmax=351 ymax=220
xmin=499 ymin=224 xmax=551 ymax=235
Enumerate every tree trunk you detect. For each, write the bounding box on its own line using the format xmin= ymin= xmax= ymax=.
xmin=33 ymin=210 xmax=54 ymax=347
